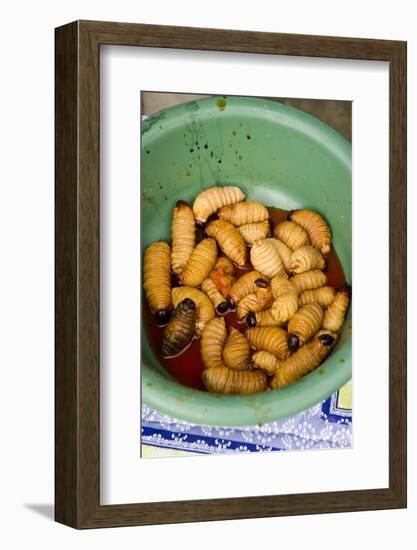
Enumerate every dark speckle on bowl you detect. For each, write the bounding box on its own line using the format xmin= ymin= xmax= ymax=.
xmin=185 ymin=101 xmax=199 ymax=113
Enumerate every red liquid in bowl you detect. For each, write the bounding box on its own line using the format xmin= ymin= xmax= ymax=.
xmin=144 ymin=207 xmax=346 ymax=390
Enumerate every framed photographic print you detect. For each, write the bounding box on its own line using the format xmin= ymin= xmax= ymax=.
xmin=55 ymin=20 xmax=407 ymax=528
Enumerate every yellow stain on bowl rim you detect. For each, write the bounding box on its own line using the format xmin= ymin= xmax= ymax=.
xmin=216 ymin=98 xmax=227 ymax=111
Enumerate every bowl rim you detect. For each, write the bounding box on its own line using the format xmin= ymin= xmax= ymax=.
xmin=141 ymin=95 xmax=352 ymax=426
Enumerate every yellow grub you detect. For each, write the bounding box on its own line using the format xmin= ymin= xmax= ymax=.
xmin=299 ymin=287 xmax=336 ymax=308
xmin=237 ymin=293 xmax=263 ymax=320
xmin=246 ymin=327 xmax=290 ymax=360
xmin=206 ymin=219 xmax=247 ymax=266
xmin=323 ymin=291 xmax=350 ymax=332
xmin=287 ymin=302 xmax=323 ymax=346
xmin=290 ymin=209 xmax=332 ymax=255
xmin=238 ymin=220 xmax=270 ymax=245
xmin=270 ymin=277 xmax=299 ymax=323
xmin=201 ymin=318 xmax=228 ymax=369
xmin=179 ymin=238 xmax=218 ymax=287
xmin=255 ymin=284 xmax=274 ymax=307
xmin=229 ymin=271 xmax=263 ymax=303
xmin=254 ymin=309 xmax=285 ymax=327
xmin=272 ymin=238 xmax=293 ymax=272
xmin=271 ymin=331 xmax=338 ymax=389
xmin=291 ymin=270 xmax=327 ymax=294
xmin=193 ymin=186 xmax=245 ymax=223
xmin=171 ymin=202 xmax=195 ymax=274
xmin=219 ymin=201 xmax=269 ymax=226
xmin=289 ymin=245 xmax=326 ymax=274
xmin=252 ymin=351 xmax=281 ymax=375
xmin=237 ymin=284 xmax=273 ymax=320
xmin=223 ymin=328 xmax=251 ymax=370
xmin=201 ymin=278 xmax=228 ymax=311
xmin=143 ymin=241 xmax=171 ymax=313
xmin=273 ymin=220 xmax=310 ymax=250
xmin=202 ymin=367 xmax=267 ymax=394
xmin=250 ymin=238 xmax=287 ymax=279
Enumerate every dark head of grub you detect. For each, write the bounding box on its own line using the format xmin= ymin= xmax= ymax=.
xmin=255 ymin=278 xmax=269 ymax=288
xmin=180 ymin=298 xmax=196 ymax=310
xmin=206 ymin=211 xmax=220 ymax=223
xmin=228 ymin=298 xmax=236 ymax=310
xmin=170 ymin=272 xmax=182 ymax=288
xmin=288 ymin=333 xmax=300 ymax=352
xmin=318 ymin=333 xmax=335 ymax=346
xmin=215 ymin=301 xmax=229 ymax=315
xmin=246 ymin=311 xmax=257 ymax=327
xmin=176 ymin=199 xmax=190 ymax=208
xmin=195 ymin=225 xmax=205 ymax=243
xmin=155 ymin=309 xmax=171 ymax=326
xmin=160 ymin=300 xmax=196 ymax=357
xmin=341 ymin=283 xmax=352 ymax=298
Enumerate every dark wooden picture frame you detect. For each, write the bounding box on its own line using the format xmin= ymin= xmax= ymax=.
xmin=55 ymin=20 xmax=407 ymax=529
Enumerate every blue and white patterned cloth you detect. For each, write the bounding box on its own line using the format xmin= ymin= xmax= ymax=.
xmin=141 ymin=381 xmax=352 ymax=456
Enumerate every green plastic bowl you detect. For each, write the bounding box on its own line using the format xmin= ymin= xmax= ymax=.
xmin=141 ymin=96 xmax=351 ymax=426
